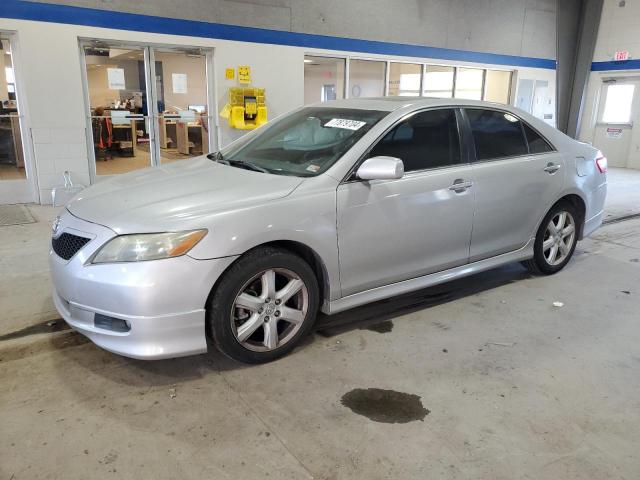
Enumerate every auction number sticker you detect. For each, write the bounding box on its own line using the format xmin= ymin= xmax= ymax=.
xmin=325 ymin=118 xmax=367 ymax=130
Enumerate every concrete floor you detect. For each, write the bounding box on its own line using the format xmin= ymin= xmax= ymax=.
xmin=1 ymin=168 xmax=640 ymax=479
xmin=602 ymin=167 xmax=640 ymax=220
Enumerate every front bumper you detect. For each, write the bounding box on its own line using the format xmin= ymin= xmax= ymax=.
xmin=49 ymin=209 xmax=237 ymax=360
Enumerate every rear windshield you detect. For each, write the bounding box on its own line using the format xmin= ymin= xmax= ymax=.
xmin=222 ymin=107 xmax=388 ymax=177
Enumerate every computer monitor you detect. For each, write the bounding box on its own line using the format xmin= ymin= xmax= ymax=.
xmin=189 ymin=105 xmax=206 ymax=114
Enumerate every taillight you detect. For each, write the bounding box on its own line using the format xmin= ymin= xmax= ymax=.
xmin=595 ymin=152 xmax=608 ymax=173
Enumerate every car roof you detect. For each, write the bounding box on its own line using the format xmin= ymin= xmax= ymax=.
xmin=311 ymin=97 xmax=513 ymax=112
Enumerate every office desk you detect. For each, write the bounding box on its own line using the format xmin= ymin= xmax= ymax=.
xmin=111 ymin=121 xmax=137 ymax=156
xmin=159 ymin=117 xmax=177 ymax=149
xmin=176 ymin=122 xmax=208 ymax=155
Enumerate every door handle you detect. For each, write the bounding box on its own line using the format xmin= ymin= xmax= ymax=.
xmin=449 ymin=179 xmax=473 ymax=192
xmin=544 ymin=163 xmax=561 ymax=174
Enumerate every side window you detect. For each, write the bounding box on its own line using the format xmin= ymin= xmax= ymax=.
xmin=523 ymin=123 xmax=553 ymax=154
xmin=466 ymin=109 xmax=528 ymax=161
xmin=368 ymin=109 xmax=460 ymax=172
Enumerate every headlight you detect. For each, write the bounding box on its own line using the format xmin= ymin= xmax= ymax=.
xmin=92 ymin=230 xmax=207 ymax=264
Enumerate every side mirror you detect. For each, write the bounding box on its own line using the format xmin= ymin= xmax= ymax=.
xmin=356 ymin=156 xmax=404 ymax=181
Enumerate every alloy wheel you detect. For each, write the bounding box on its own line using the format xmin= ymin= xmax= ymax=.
xmin=230 ymin=268 xmax=309 ymax=352
xmin=542 ymin=211 xmax=576 ymax=266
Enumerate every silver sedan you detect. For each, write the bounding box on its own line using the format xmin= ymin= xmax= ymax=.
xmin=50 ymin=98 xmax=607 ymax=363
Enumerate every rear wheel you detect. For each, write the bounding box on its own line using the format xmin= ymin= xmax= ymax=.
xmin=208 ymin=246 xmax=319 ymax=363
xmin=523 ymin=201 xmax=579 ymax=275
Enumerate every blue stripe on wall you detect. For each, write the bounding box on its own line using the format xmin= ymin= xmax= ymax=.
xmin=0 ymin=0 xmax=557 ymax=70
xmin=591 ymin=59 xmax=640 ymax=72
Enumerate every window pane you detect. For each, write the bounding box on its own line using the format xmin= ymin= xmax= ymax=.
xmin=484 ymin=70 xmax=512 ymax=104
xmin=369 ymin=109 xmax=460 ymax=172
xmin=467 ymin=109 xmax=527 ymax=160
xmin=304 ymin=56 xmax=345 ymax=105
xmin=602 ymin=84 xmax=635 ymax=123
xmin=455 ymin=68 xmax=483 ymax=100
xmin=523 ymin=123 xmax=553 ymax=153
xmin=349 ymin=59 xmax=386 ymax=98
xmin=423 ymin=65 xmax=454 ymax=98
xmin=388 ymin=63 xmax=421 ymax=97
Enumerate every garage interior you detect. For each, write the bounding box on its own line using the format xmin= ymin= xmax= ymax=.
xmin=1 ymin=0 xmax=640 ymax=479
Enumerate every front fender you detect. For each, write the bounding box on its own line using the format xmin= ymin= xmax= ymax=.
xmin=187 ymin=188 xmax=340 ymax=300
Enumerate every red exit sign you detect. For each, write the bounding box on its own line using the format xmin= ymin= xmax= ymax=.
xmin=614 ymin=50 xmax=629 ymax=61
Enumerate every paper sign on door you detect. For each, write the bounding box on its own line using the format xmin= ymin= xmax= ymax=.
xmin=172 ymin=73 xmax=188 ymax=94
xmin=107 ymin=68 xmax=125 ymax=90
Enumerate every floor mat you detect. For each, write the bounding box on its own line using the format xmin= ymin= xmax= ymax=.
xmin=0 ymin=204 xmax=36 ymax=226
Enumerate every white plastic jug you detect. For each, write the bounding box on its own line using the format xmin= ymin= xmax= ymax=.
xmin=51 ymin=171 xmax=85 ymax=207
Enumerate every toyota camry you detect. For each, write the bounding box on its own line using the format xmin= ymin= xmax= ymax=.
xmin=50 ymin=98 xmax=607 ymax=363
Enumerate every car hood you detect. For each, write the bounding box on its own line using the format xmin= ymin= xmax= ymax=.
xmin=67 ymin=156 xmax=304 ymax=233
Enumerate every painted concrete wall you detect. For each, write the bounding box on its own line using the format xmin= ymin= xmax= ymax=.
xmin=579 ymin=0 xmax=640 ymax=169
xmin=0 ymin=5 xmax=557 ymax=203
xmin=592 ymin=0 xmax=640 ymax=63
xmin=33 ymin=0 xmax=557 ymax=60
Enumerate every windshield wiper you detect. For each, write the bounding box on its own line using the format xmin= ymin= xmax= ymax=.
xmin=206 ymin=151 xmax=224 ymax=162
xmin=226 ymin=159 xmax=270 ymax=173
xmin=207 ymin=152 xmax=269 ymax=173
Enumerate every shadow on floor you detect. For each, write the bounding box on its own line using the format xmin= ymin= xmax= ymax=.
xmin=53 ymin=262 xmax=531 ymax=384
xmin=313 ymin=262 xmax=530 ymax=337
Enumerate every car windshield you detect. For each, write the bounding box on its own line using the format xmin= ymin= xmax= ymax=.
xmin=220 ymin=107 xmax=388 ymax=177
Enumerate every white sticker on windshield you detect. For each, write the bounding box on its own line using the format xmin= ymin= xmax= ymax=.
xmin=325 ymin=118 xmax=367 ymax=130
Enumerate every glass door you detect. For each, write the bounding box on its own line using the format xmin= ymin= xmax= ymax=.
xmin=82 ymin=43 xmax=153 ymax=177
xmin=81 ymin=41 xmax=214 ymax=179
xmin=0 ymin=33 xmax=36 ymax=203
xmin=593 ymin=80 xmax=640 ymax=168
xmin=150 ymin=48 xmax=212 ymax=164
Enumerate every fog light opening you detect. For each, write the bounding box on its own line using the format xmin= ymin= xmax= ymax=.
xmin=94 ymin=314 xmax=131 ymax=333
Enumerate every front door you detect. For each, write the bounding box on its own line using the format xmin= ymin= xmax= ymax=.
xmin=593 ymin=79 xmax=640 ymax=168
xmin=336 ymin=108 xmax=474 ymax=297
xmin=80 ymin=41 xmax=215 ymax=182
xmin=0 ymin=33 xmax=36 ymax=204
xmin=465 ymin=108 xmax=565 ymax=261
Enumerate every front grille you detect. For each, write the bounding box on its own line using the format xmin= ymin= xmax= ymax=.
xmin=52 ymin=233 xmax=91 ymax=260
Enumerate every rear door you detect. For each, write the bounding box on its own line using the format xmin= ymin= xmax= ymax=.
xmin=592 ymin=79 xmax=640 ymax=168
xmin=336 ymin=108 xmax=475 ymax=296
xmin=465 ymin=108 xmax=564 ymax=262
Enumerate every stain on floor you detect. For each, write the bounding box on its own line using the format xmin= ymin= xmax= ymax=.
xmin=341 ymin=388 xmax=430 ymax=424
xmin=363 ymin=321 xmax=394 ymax=334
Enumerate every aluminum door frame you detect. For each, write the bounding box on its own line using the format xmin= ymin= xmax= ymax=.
xmin=0 ymin=30 xmax=39 ymax=204
xmin=79 ymin=38 xmax=217 ymax=184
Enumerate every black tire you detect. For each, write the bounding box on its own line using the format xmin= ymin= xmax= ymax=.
xmin=208 ymin=246 xmax=319 ymax=364
xmin=523 ymin=200 xmax=579 ymax=275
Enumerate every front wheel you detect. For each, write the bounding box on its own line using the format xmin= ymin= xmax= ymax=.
xmin=523 ymin=201 xmax=579 ymax=275
xmin=208 ymin=246 xmax=319 ymax=364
